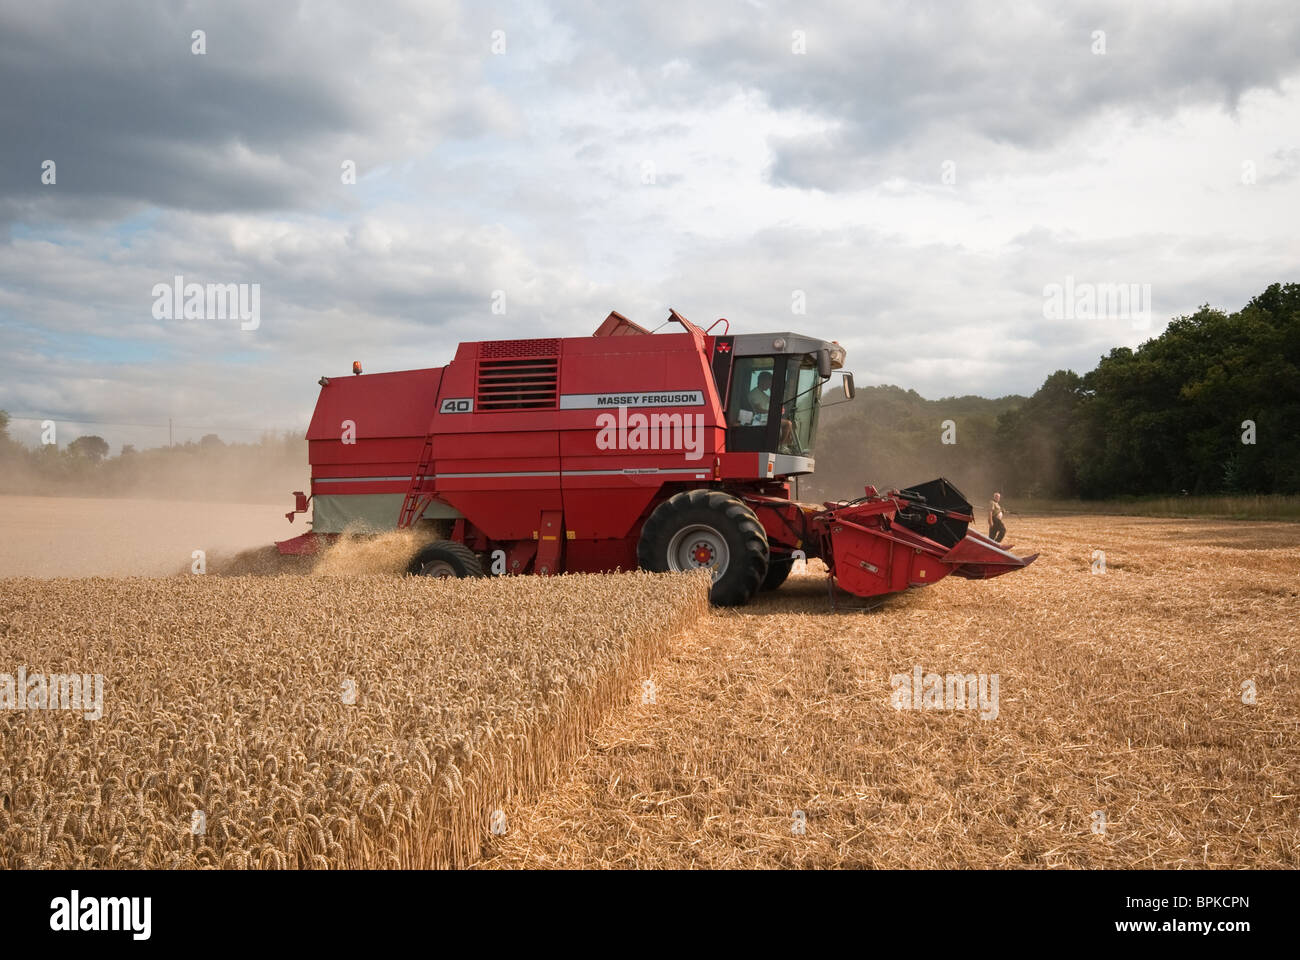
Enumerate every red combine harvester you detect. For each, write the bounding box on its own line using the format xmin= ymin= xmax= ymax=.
xmin=278 ymin=310 xmax=1035 ymax=605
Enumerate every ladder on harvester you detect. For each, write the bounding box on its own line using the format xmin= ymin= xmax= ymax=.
xmin=396 ymin=430 xmax=437 ymax=529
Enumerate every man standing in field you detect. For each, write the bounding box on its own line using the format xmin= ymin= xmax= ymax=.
xmin=988 ymin=492 xmax=1007 ymax=543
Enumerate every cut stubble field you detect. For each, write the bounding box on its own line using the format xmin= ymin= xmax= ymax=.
xmin=1 ymin=498 xmax=1297 ymax=868
xmin=480 ymin=516 xmax=1300 ymax=868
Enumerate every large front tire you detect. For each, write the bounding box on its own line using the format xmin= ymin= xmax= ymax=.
xmin=761 ymin=556 xmax=794 ymax=591
xmin=637 ymin=490 xmax=769 ymax=606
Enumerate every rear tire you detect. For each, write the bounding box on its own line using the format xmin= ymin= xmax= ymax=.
xmin=637 ymin=490 xmax=769 ymax=606
xmin=761 ymin=556 xmax=794 ymax=591
xmin=407 ymin=542 xmax=484 ymax=578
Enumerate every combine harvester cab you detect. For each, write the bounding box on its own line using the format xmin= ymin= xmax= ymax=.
xmin=278 ymin=310 xmax=1035 ymax=605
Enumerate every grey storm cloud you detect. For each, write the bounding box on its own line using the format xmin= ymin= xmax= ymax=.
xmin=0 ymin=0 xmax=509 ymax=223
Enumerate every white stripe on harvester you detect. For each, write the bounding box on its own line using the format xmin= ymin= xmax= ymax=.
xmin=316 ymin=468 xmax=711 ymax=482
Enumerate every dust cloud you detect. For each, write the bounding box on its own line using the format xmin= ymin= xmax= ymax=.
xmin=0 ymin=495 xmax=443 ymax=579
xmin=0 ymin=496 xmax=294 ymax=577
xmin=309 ymin=528 xmax=432 ymax=576
xmin=205 ymin=526 xmax=437 ymax=577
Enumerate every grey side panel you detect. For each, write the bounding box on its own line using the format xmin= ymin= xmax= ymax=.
xmin=312 ymin=494 xmax=462 ymax=533
xmin=771 ymin=453 xmax=815 ymax=476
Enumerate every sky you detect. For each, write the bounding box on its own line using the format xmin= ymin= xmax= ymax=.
xmin=1 ymin=0 xmax=1298 ymax=451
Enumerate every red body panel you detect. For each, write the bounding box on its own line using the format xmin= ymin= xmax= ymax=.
xmin=305 ymin=368 xmax=442 ymax=498
xmin=417 ymin=329 xmax=727 ymax=553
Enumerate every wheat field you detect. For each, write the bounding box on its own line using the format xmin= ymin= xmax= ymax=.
xmin=0 ymin=571 xmax=708 ymax=868
xmin=1 ymin=507 xmax=1296 ymax=869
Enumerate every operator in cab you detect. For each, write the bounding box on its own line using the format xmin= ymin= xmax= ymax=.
xmin=747 ymin=371 xmax=773 ymax=418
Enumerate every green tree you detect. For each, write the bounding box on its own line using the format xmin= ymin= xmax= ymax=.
xmin=0 ymin=410 xmax=15 ymax=461
xmin=995 ymin=370 xmax=1086 ymax=497
xmin=67 ymin=435 xmax=111 ymax=462
xmin=997 ymin=282 xmax=1300 ymax=498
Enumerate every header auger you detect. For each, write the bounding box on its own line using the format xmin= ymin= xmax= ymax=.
xmin=278 ymin=310 xmax=1035 ymax=605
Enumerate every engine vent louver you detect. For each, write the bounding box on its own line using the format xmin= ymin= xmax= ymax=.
xmin=476 ymin=340 xmax=560 ymax=410
xmin=480 ymin=338 xmax=560 ymax=359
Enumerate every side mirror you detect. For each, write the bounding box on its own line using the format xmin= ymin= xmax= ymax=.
xmin=817 ymin=348 xmax=833 ymax=379
xmin=840 ymin=371 xmax=855 ymax=400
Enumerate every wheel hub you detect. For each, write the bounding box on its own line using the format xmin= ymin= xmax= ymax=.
xmin=667 ymin=524 xmax=730 ymax=582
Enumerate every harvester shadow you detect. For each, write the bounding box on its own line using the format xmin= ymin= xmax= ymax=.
xmin=739 ymin=575 xmax=900 ymax=617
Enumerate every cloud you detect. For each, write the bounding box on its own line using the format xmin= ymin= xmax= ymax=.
xmin=0 ymin=0 xmax=514 ymax=224
xmin=546 ymin=0 xmax=1300 ymax=189
xmin=1 ymin=0 xmax=1298 ymax=454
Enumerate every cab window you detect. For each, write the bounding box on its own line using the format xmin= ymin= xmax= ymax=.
xmin=728 ymin=357 xmax=775 ymax=427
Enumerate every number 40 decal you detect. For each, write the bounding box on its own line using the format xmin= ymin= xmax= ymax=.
xmin=439 ymin=398 xmax=473 ymax=413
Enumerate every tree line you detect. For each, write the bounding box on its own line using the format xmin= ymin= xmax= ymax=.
xmin=813 ymin=282 xmax=1299 ymax=502
xmin=0 ymin=417 xmax=306 ymax=503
